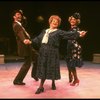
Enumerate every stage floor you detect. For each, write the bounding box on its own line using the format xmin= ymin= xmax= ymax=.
xmin=0 ymin=60 xmax=100 ymax=99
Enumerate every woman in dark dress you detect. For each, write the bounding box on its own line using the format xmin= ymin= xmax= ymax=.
xmin=32 ymin=15 xmax=86 ymax=94
xmin=66 ymin=12 xmax=87 ymax=86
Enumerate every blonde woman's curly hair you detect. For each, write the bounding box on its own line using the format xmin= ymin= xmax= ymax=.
xmin=49 ymin=15 xmax=61 ymax=26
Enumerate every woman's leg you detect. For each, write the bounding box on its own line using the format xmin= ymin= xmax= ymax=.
xmin=51 ymin=80 xmax=56 ymax=90
xmin=70 ymin=67 xmax=79 ymax=86
xmin=67 ymin=66 xmax=73 ymax=83
xmin=35 ymin=78 xmax=45 ymax=94
xmin=39 ymin=78 xmax=46 ymax=88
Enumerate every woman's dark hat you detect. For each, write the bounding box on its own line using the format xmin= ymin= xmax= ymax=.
xmin=72 ymin=12 xmax=80 ymax=19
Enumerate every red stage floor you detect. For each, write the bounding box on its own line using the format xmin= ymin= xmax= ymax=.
xmin=0 ymin=60 xmax=100 ymax=99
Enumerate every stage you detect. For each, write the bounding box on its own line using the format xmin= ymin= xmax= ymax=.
xmin=0 ymin=60 xmax=100 ymax=99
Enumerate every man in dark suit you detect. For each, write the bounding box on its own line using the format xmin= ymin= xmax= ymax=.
xmin=12 ymin=9 xmax=38 ymax=85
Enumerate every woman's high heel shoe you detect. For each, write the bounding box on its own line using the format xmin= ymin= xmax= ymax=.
xmin=35 ymin=87 xmax=44 ymax=94
xmin=70 ymin=79 xmax=79 ymax=86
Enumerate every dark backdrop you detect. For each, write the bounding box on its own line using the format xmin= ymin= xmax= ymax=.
xmin=0 ymin=1 xmax=100 ymax=61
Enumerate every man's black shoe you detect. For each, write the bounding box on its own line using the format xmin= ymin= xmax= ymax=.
xmin=13 ymin=81 xmax=25 ymax=85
